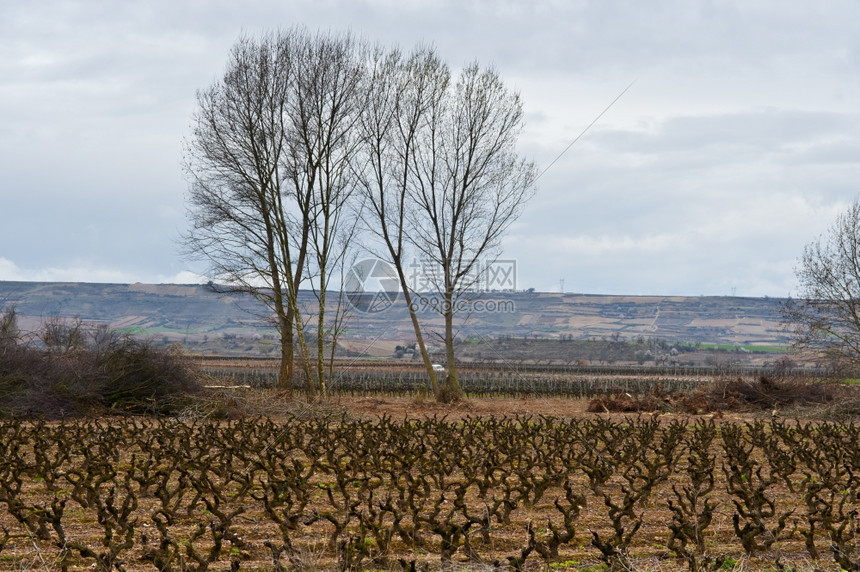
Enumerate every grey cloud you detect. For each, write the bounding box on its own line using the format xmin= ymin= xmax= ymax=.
xmin=2 ymin=0 xmax=859 ymax=296
xmin=593 ymin=110 xmax=857 ymax=155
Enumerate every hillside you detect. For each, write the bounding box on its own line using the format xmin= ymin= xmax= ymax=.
xmin=0 ymin=281 xmax=789 ymax=355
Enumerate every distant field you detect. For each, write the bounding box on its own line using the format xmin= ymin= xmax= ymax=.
xmin=697 ymin=342 xmax=789 ymax=353
xmin=0 ymin=282 xmax=793 ymax=360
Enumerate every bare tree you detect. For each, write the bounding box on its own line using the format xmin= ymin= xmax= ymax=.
xmin=184 ymin=31 xmax=298 ymax=390
xmin=183 ymin=29 xmax=364 ymax=395
xmin=42 ymin=315 xmax=86 ymax=355
xmin=783 ymin=198 xmax=860 ymax=368
xmin=288 ymin=31 xmax=365 ymax=396
xmin=405 ymin=63 xmax=537 ymax=396
xmin=357 ymin=45 xmax=449 ymax=396
xmin=360 ymin=53 xmax=537 ymax=398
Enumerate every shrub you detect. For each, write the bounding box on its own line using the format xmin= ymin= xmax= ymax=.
xmin=703 ymin=375 xmax=838 ymax=412
xmin=586 ymin=376 xmax=845 ymax=416
xmin=0 ymin=314 xmax=201 ymax=418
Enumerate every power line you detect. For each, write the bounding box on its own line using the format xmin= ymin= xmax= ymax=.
xmin=535 ymin=79 xmax=637 ymax=183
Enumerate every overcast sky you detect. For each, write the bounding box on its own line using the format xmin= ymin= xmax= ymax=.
xmin=2 ymin=0 xmax=858 ymax=297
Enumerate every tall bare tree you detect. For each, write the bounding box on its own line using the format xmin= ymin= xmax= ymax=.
xmin=287 ymin=31 xmax=365 ymax=396
xmin=357 ymin=45 xmax=450 ymax=396
xmin=183 ymin=29 xmax=364 ymax=395
xmin=407 ymin=62 xmax=537 ymax=396
xmin=783 ymin=198 xmax=860 ymax=368
xmin=360 ymin=53 xmax=537 ymax=398
xmin=184 ymin=32 xmax=297 ymax=390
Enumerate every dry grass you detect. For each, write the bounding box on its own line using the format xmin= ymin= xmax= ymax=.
xmin=180 ymin=382 xmax=352 ymax=421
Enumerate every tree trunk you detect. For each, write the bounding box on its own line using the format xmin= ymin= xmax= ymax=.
xmin=396 ymin=272 xmax=440 ymax=397
xmin=316 ymin=287 xmax=327 ymax=398
xmin=442 ymin=289 xmax=462 ymax=400
xmin=278 ymin=321 xmax=294 ymax=394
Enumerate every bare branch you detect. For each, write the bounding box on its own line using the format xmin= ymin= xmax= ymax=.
xmin=783 ymin=198 xmax=860 ymax=369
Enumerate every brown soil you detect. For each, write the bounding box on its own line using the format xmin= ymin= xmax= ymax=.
xmin=1 ymin=392 xmax=855 ymax=571
xmin=338 ymin=394 xmax=596 ymax=419
xmin=199 ymin=390 xmax=774 ymax=425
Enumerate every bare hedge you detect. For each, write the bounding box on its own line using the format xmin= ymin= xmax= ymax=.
xmin=0 ymin=320 xmax=201 ymax=418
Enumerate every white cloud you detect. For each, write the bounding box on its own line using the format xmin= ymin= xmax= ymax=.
xmin=153 ymin=271 xmax=207 ymax=285
xmin=0 ymin=257 xmax=205 ymax=285
xmin=0 ymin=258 xmax=131 ymax=283
xmin=0 ymin=258 xmax=24 ymax=282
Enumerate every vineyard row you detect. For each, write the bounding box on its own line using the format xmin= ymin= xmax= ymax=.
xmin=201 ymin=367 xmax=710 ymax=396
xmin=1 ymin=416 xmax=859 ymax=570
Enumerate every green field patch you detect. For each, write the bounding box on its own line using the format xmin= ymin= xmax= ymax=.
xmin=698 ymin=343 xmax=788 ymax=353
xmin=113 ymin=325 xmax=202 ymax=335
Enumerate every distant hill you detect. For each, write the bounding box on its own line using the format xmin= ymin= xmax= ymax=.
xmin=0 ymin=282 xmax=789 ymax=354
